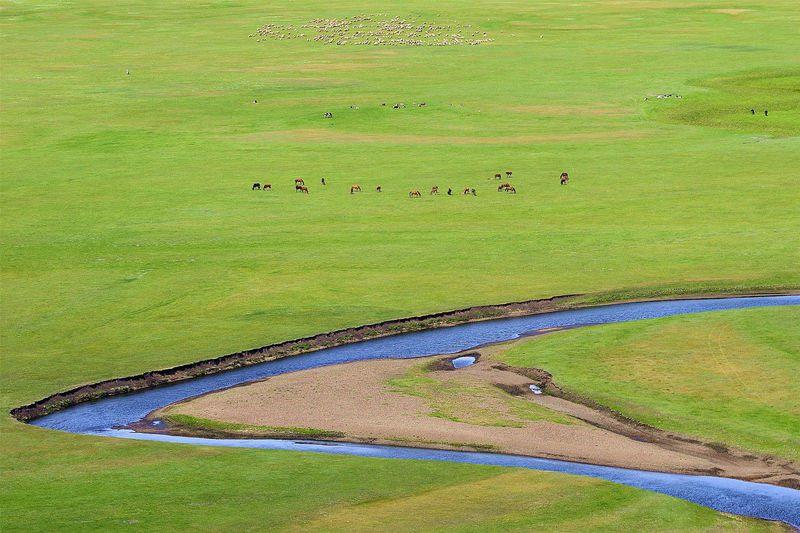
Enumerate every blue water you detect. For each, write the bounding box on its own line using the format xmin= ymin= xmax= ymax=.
xmin=30 ymin=296 xmax=800 ymax=526
xmin=451 ymin=355 xmax=477 ymax=368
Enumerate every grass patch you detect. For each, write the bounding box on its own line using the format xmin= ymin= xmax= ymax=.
xmin=647 ymin=68 xmax=800 ymax=137
xmin=501 ymin=306 xmax=800 ymax=462
xmin=388 ymin=362 xmax=575 ymax=427
xmin=162 ymin=413 xmax=344 ymax=439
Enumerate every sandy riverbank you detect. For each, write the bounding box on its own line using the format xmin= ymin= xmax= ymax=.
xmin=155 ymin=350 xmax=799 ymax=487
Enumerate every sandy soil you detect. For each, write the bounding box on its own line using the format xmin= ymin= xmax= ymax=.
xmin=161 ymin=353 xmax=799 ymax=485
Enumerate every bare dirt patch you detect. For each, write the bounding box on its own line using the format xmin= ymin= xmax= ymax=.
xmin=159 ymin=353 xmax=800 ymax=486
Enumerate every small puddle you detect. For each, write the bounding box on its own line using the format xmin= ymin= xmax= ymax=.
xmin=529 ymin=384 xmax=543 ymax=395
xmin=451 ymin=356 xmax=476 ymax=369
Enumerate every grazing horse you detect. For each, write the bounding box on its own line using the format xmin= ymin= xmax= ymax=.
xmin=323 ymin=112 xmax=333 ymax=118
xmin=505 ymin=171 xmax=512 ymax=178
xmin=296 ymin=185 xmax=309 ymax=193
xmin=560 ymin=172 xmax=569 ymax=185
xmin=252 ymin=182 xmax=261 ymax=190
xmin=350 ymin=185 xmax=361 ymax=194
xmin=409 ymin=189 xmax=421 ymax=198
xmin=430 ymin=186 xmax=439 ymax=195
xmin=494 ymin=173 xmax=502 ymax=180
xmin=295 ymin=178 xmax=305 ymax=185
xmin=447 ymin=188 xmax=453 ymax=196
xmin=376 ymin=186 xmax=382 ymax=192
xmin=498 ymin=183 xmax=511 ymax=192
xmin=262 ymin=183 xmax=272 ymax=190
xmin=321 ymin=177 xmax=326 ymax=185
xmin=462 ymin=187 xmax=471 ymax=195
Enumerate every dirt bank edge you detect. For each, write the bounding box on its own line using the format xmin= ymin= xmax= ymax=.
xmin=11 ymin=287 xmax=798 ymax=423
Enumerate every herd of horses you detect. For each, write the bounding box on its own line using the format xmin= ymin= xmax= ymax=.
xmin=250 ymin=171 xmax=570 ymax=196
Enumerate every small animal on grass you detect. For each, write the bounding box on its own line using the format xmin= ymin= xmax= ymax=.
xmin=505 ymin=186 xmax=516 ymax=194
xmin=430 ymin=186 xmax=439 ymax=195
xmin=447 ymin=188 xmax=453 ymax=196
xmin=494 ymin=173 xmax=502 ymax=180
xmin=462 ymin=187 xmax=472 ymax=195
xmin=376 ymin=185 xmax=382 ymax=192
xmin=409 ymin=189 xmax=421 ymax=197
xmin=505 ymin=171 xmax=512 ymax=178
xmin=262 ymin=183 xmax=272 ymax=190
xmin=751 ymin=109 xmax=755 ymax=115
xmin=294 ymin=178 xmax=305 ymax=185
xmin=253 ymin=99 xmax=258 ymax=104
xmin=418 ymin=102 xmax=427 ymax=107
xmin=765 ymin=110 xmax=768 ymax=116
xmin=323 ymin=112 xmax=333 ymax=118
xmin=470 ymin=188 xmax=477 ymax=196
xmin=560 ymin=172 xmax=569 ymax=185
xmin=498 ymin=183 xmax=512 ymax=191
xmin=252 ymin=182 xmax=261 ymax=190
xmin=321 ymin=177 xmax=326 ymax=185
xmin=350 ymin=184 xmax=362 ymax=194
xmin=296 ymin=185 xmax=309 ymax=193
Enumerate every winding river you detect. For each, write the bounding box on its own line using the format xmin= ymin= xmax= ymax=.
xmin=30 ymin=296 xmax=800 ymax=526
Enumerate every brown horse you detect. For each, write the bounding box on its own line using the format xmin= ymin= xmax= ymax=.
xmin=294 ymin=178 xmax=305 ymax=185
xmin=498 ymin=183 xmax=511 ymax=191
xmin=252 ymin=182 xmax=261 ymax=190
xmin=409 ymin=189 xmax=421 ymax=198
xmin=376 ymin=186 xmax=382 ymax=192
xmin=462 ymin=187 xmax=472 ymax=195
xmin=262 ymin=183 xmax=272 ymax=190
xmin=494 ymin=173 xmax=502 ymax=179
xmin=505 ymin=171 xmax=513 ymax=178
xmin=296 ymin=185 xmax=309 ymax=193
xmin=350 ymin=185 xmax=362 ymax=194
xmin=560 ymin=172 xmax=569 ymax=185
xmin=430 ymin=186 xmax=439 ymax=195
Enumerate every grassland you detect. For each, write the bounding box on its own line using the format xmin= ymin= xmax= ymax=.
xmin=2 ymin=0 xmax=799 ymax=529
xmin=501 ymin=306 xmax=800 ymax=462
xmin=387 ymin=360 xmax=576 ymax=427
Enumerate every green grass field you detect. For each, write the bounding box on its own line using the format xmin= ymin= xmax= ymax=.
xmin=502 ymin=306 xmax=800 ymax=462
xmin=2 ymin=0 xmax=799 ymax=530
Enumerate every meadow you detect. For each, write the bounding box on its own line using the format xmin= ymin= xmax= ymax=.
xmin=502 ymin=306 xmax=800 ymax=462
xmin=2 ymin=0 xmax=799 ymax=529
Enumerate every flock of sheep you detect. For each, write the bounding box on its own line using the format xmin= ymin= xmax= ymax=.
xmin=251 ymin=14 xmax=493 ymax=47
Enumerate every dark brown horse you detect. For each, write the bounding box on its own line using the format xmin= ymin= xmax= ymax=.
xmin=295 ymin=178 xmax=305 ymax=185
xmin=498 ymin=183 xmax=511 ymax=191
xmin=252 ymin=183 xmax=261 ymax=190
xmin=505 ymin=171 xmax=513 ymax=178
xmin=409 ymin=189 xmax=421 ymax=198
xmin=262 ymin=183 xmax=271 ymax=190
xmin=430 ymin=186 xmax=439 ymax=195
xmin=560 ymin=172 xmax=569 ymax=185
xmin=376 ymin=186 xmax=382 ymax=192
xmin=296 ymin=185 xmax=309 ymax=193
xmin=494 ymin=173 xmax=502 ymax=179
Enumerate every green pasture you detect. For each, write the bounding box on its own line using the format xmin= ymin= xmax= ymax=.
xmin=2 ymin=0 xmax=799 ymax=529
xmin=502 ymin=306 xmax=800 ymax=462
